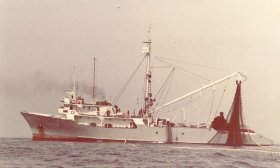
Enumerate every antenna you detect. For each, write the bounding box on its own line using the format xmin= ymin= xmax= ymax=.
xmin=73 ymin=67 xmax=76 ymax=93
xmin=148 ymin=23 xmax=152 ymax=40
xmin=93 ymin=58 xmax=96 ymax=102
xmin=72 ymin=67 xmax=77 ymax=102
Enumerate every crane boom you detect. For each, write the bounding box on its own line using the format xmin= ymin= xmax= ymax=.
xmin=153 ymin=72 xmax=246 ymax=112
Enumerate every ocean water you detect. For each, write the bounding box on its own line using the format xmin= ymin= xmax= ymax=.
xmin=0 ymin=138 xmax=280 ymax=168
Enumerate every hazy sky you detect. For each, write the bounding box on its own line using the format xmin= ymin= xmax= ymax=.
xmin=1 ymin=0 xmax=280 ymax=143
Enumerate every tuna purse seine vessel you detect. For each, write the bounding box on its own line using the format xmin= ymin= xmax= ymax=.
xmin=21 ymin=39 xmax=273 ymax=146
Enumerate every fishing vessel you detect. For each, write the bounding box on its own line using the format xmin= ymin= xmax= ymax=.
xmin=21 ymin=38 xmax=273 ymax=146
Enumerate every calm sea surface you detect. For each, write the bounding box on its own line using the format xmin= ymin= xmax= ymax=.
xmin=0 ymin=138 xmax=280 ymax=168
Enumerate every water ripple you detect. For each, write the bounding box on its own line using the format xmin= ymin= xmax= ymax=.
xmin=1 ymin=138 xmax=280 ymax=168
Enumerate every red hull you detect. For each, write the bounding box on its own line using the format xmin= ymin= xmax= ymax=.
xmin=32 ymin=134 xmax=150 ymax=143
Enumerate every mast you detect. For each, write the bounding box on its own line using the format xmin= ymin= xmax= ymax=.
xmin=72 ymin=67 xmax=77 ymax=102
xmin=143 ymin=40 xmax=152 ymax=116
xmin=143 ymin=24 xmax=155 ymax=118
xmin=93 ymin=57 xmax=96 ymax=102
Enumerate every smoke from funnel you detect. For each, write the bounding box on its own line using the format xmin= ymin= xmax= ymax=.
xmin=1 ymin=71 xmax=66 ymax=97
xmin=78 ymin=83 xmax=106 ymax=100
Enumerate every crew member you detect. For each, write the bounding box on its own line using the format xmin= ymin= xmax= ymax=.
xmin=211 ymin=112 xmax=227 ymax=131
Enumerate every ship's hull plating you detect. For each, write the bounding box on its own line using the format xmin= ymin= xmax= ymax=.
xmin=21 ymin=112 xmax=273 ymax=146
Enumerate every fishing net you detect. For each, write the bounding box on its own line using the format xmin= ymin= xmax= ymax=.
xmin=208 ymin=81 xmax=256 ymax=146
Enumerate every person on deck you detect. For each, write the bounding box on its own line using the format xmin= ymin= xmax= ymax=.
xmin=211 ymin=112 xmax=227 ymax=131
xmin=126 ymin=110 xmax=130 ymax=118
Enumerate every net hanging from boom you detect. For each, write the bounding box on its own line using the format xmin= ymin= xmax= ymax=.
xmin=208 ymin=81 xmax=256 ymax=146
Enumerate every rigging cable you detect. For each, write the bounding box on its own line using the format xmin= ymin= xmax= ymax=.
xmin=113 ymin=56 xmax=146 ymax=105
xmin=191 ymin=90 xmax=202 ymax=123
xmin=155 ymin=56 xmax=231 ymax=73
xmin=154 ymin=67 xmax=175 ymax=108
xmin=140 ymin=74 xmax=146 ymax=111
xmin=206 ymin=85 xmax=216 ymax=124
xmin=155 ymin=56 xmax=211 ymax=82
xmin=161 ymin=71 xmax=175 ymax=107
xmin=214 ymin=79 xmax=229 ymax=117
xmin=154 ymin=67 xmax=175 ymax=98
